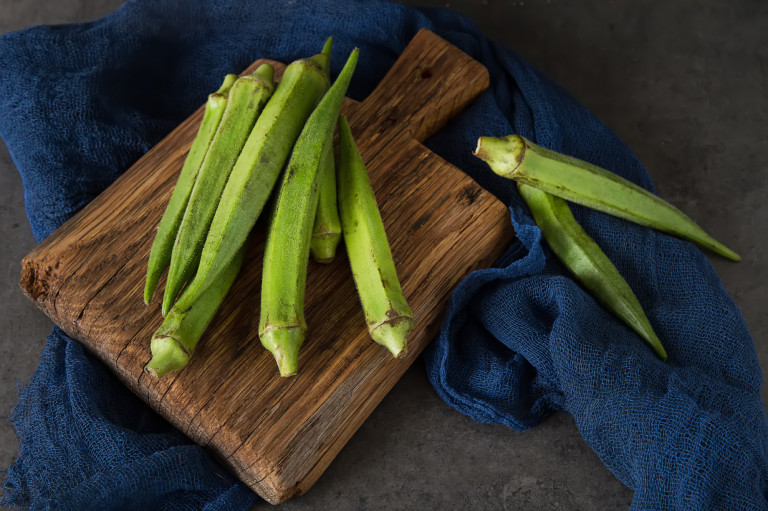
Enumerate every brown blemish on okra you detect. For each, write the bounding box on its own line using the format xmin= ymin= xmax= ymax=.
xmin=474 ymin=135 xmax=740 ymax=261
xmin=371 ymin=315 xmax=411 ymax=359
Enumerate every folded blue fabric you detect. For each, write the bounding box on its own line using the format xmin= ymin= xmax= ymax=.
xmin=1 ymin=0 xmax=766 ymax=509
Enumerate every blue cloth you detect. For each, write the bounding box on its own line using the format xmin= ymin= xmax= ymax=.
xmin=1 ymin=0 xmax=766 ymax=509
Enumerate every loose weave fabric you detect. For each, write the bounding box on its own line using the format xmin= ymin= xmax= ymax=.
xmin=1 ymin=0 xmax=766 ymax=509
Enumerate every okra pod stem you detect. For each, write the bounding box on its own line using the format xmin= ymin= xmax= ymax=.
xmin=518 ymin=183 xmax=668 ymax=360
xmin=144 ymin=74 xmax=237 ymax=304
xmin=310 ymin=141 xmax=343 ymax=263
xmin=337 ymin=115 xmax=413 ymax=358
xmin=321 ymin=36 xmax=333 ymax=58
xmin=474 ymin=135 xmax=740 ymax=261
xmin=259 ymin=48 xmax=359 ymax=377
xmin=172 ymin=42 xmax=333 ymax=312
xmin=162 ymin=64 xmax=275 ymax=316
xmin=144 ymin=246 xmax=246 ymax=378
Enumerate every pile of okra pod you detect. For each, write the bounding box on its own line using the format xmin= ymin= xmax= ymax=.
xmin=474 ymin=135 xmax=740 ymax=360
xmin=143 ymin=39 xmax=412 ymax=378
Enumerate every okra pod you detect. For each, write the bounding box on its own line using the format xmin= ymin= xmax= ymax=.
xmin=337 ymin=115 xmax=413 ymax=358
xmin=518 ymin=183 xmax=668 ymax=360
xmin=259 ymin=48 xmax=359 ymax=377
xmin=144 ymin=74 xmax=237 ymax=304
xmin=474 ymin=135 xmax=740 ymax=261
xmin=310 ymin=36 xmax=341 ymax=262
xmin=172 ymin=42 xmax=333 ymax=312
xmin=310 ymin=141 xmax=342 ymax=263
xmin=162 ymin=64 xmax=275 ymax=315
xmin=144 ymin=246 xmax=245 ymax=378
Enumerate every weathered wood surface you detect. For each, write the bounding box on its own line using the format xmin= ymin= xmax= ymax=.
xmin=20 ymin=29 xmax=514 ymax=504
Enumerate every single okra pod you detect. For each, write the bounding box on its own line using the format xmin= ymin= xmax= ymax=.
xmin=144 ymin=246 xmax=246 ymax=378
xmin=474 ymin=135 xmax=740 ymax=261
xmin=312 ymin=30 xmax=340 ymax=264
xmin=518 ymin=182 xmax=668 ymax=360
xmin=259 ymin=48 xmax=359 ymax=377
xmin=310 ymin=36 xmax=341 ymax=263
xmin=337 ymin=115 xmax=413 ymax=359
xmin=310 ymin=140 xmax=343 ymax=263
xmin=144 ymin=74 xmax=237 ymax=304
xmin=172 ymin=41 xmax=334 ymax=312
xmin=162 ymin=64 xmax=275 ymax=316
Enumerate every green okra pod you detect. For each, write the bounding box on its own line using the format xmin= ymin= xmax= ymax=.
xmin=311 ymin=35 xmax=341 ymax=263
xmin=144 ymin=245 xmax=246 ymax=378
xmin=474 ymin=135 xmax=740 ymax=261
xmin=518 ymin=182 xmax=668 ymax=360
xmin=337 ymin=115 xmax=413 ymax=359
xmin=310 ymin=140 xmax=343 ymax=263
xmin=172 ymin=41 xmax=333 ymax=312
xmin=162 ymin=64 xmax=275 ymax=316
xmin=144 ymin=73 xmax=237 ymax=304
xmin=259 ymin=48 xmax=359 ymax=377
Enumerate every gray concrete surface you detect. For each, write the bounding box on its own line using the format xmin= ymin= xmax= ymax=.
xmin=1 ymin=0 xmax=766 ymax=509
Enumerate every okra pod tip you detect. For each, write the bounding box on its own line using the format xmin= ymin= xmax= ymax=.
xmin=310 ymin=233 xmax=341 ymax=263
xmin=473 ymin=135 xmax=526 ymax=178
xmin=260 ymin=327 xmax=305 ymax=377
xmin=322 ymin=36 xmax=333 ymax=57
xmin=370 ymin=317 xmax=412 ymax=359
xmin=205 ymin=74 xmax=238 ymax=110
xmin=247 ymin=63 xmax=276 ymax=88
xmin=213 ymin=73 xmax=238 ymax=96
xmin=145 ymin=335 xmax=189 ymax=379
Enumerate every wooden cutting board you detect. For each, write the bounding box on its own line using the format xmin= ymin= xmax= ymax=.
xmin=19 ymin=29 xmax=514 ymax=504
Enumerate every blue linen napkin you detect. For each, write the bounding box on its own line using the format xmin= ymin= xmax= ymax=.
xmin=1 ymin=0 xmax=766 ymax=509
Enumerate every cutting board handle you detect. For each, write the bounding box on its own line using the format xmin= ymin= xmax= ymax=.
xmin=355 ymin=28 xmax=490 ymax=144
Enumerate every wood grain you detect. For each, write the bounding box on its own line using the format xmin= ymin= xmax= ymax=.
xmin=19 ymin=29 xmax=514 ymax=504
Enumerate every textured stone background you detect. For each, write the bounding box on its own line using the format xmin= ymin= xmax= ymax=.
xmin=1 ymin=1 xmax=766 ymax=509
